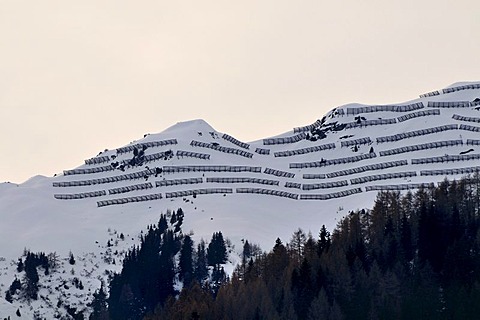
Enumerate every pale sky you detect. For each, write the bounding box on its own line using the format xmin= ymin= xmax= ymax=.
xmin=1 ymin=0 xmax=479 ymax=183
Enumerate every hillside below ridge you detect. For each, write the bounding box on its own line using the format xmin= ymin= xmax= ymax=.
xmin=1 ymin=81 xmax=480 ymax=318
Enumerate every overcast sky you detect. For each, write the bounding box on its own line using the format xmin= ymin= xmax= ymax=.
xmin=1 ymin=0 xmax=479 ymax=183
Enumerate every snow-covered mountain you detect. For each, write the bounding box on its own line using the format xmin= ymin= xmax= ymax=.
xmin=1 ymin=81 xmax=480 ymax=318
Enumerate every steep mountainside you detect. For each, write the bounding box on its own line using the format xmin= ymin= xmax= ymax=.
xmin=1 ymin=81 xmax=480 ymax=318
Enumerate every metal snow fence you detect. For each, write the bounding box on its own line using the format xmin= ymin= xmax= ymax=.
xmin=365 ymin=183 xmax=434 ymax=192
xmin=299 ymin=188 xmax=362 ymax=200
xmin=420 ymin=166 xmax=480 ymax=177
xmin=97 ymin=193 xmax=163 ymax=207
xmin=263 ymin=167 xmax=295 ymax=178
xmin=84 ymin=155 xmax=111 ymax=165
xmin=379 ymin=140 xmax=463 ymax=157
xmin=459 ymin=124 xmax=480 ymax=132
xmin=109 ymin=182 xmax=153 ymax=195
xmin=54 ymin=190 xmax=106 ymax=200
xmin=155 ymin=178 xmax=203 ymax=187
xmin=64 ymin=164 xmax=115 ymax=176
xmin=427 ymin=101 xmax=470 ymax=108
xmin=290 ymin=152 xmax=377 ymax=169
xmin=341 ymin=137 xmax=372 ymax=148
xmin=412 ymin=154 xmax=480 ymax=165
xmin=190 ymin=140 xmax=253 ymax=158
xmin=176 ymin=150 xmax=210 ymax=160
xmin=302 ymin=173 xmax=326 ymax=179
xmin=467 ymin=140 xmax=480 ymax=146
xmin=350 ymin=171 xmax=417 ymax=185
xmin=293 ymin=119 xmax=323 ymax=133
xmin=346 ymin=103 xmax=424 ymax=115
xmin=302 ymin=180 xmax=349 ymax=190
xmin=52 ymin=169 xmax=156 ymax=187
xmin=206 ymin=177 xmax=279 ymax=186
xmin=262 ymin=133 xmax=307 ymax=145
xmin=162 ymin=165 xmax=261 ymax=174
xmin=419 ymin=90 xmax=441 ymax=98
xmin=236 ymin=188 xmax=299 ymax=200
xmin=222 ymin=133 xmax=250 ymax=149
xmin=285 ymin=182 xmax=302 ymax=189
xmin=116 ymin=139 xmax=178 ymax=154
xmin=165 ymin=188 xmax=233 ymax=199
xmin=453 ymin=114 xmax=480 ymax=124
xmin=443 ymin=84 xmax=480 ymax=94
xmin=325 ymin=160 xmax=408 ymax=178
xmin=255 ymin=148 xmax=270 ymax=155
xmin=344 ymin=118 xmax=397 ymax=129
xmin=377 ymin=124 xmax=458 ymax=143
xmin=274 ymin=143 xmax=336 ymax=157
xmin=397 ymin=109 xmax=440 ymax=122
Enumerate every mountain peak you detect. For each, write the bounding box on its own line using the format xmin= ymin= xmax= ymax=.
xmin=161 ymin=119 xmax=217 ymax=135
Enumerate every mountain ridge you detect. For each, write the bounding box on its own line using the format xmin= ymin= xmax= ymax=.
xmin=1 ymin=81 xmax=480 ymax=318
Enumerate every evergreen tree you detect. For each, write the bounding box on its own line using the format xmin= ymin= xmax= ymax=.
xmin=69 ymin=252 xmax=75 ymax=265
xmin=268 ymin=238 xmax=289 ymax=281
xmin=8 ymin=278 xmax=21 ymax=295
xmin=207 ymin=232 xmax=227 ymax=266
xmin=242 ymin=240 xmax=252 ymax=262
xmin=170 ymin=211 xmax=177 ymax=225
xmin=318 ymin=225 xmax=331 ymax=256
xmin=16 ymin=258 xmax=24 ymax=273
xmin=194 ymin=240 xmax=208 ymax=282
xmin=174 ymin=209 xmax=184 ymax=233
xmin=157 ymin=214 xmax=168 ymax=234
xmin=5 ymin=289 xmax=13 ymax=303
xmin=89 ymin=283 xmax=108 ymax=320
xmin=265 ymin=238 xmax=290 ymax=314
xmin=24 ymin=253 xmax=39 ymax=300
xmin=179 ymin=235 xmax=194 ymax=287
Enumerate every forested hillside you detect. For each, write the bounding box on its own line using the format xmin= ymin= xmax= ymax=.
xmin=130 ymin=175 xmax=480 ymax=320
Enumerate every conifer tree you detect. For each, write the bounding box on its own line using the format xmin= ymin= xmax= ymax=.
xmin=16 ymin=258 xmax=24 ymax=273
xmin=24 ymin=256 xmax=39 ymax=300
xmin=194 ymin=240 xmax=208 ymax=282
xmin=207 ymin=232 xmax=227 ymax=266
xmin=242 ymin=240 xmax=251 ymax=262
xmin=5 ymin=290 xmax=13 ymax=303
xmin=318 ymin=225 xmax=331 ymax=256
xmin=179 ymin=235 xmax=194 ymax=287
xmin=174 ymin=208 xmax=184 ymax=232
xmin=69 ymin=252 xmax=75 ymax=265
xmin=89 ymin=283 xmax=108 ymax=320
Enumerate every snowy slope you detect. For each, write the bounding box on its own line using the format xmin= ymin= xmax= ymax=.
xmin=1 ymin=81 xmax=480 ymax=318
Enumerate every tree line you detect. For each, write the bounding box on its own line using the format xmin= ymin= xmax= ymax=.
xmin=145 ymin=176 xmax=480 ymax=320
